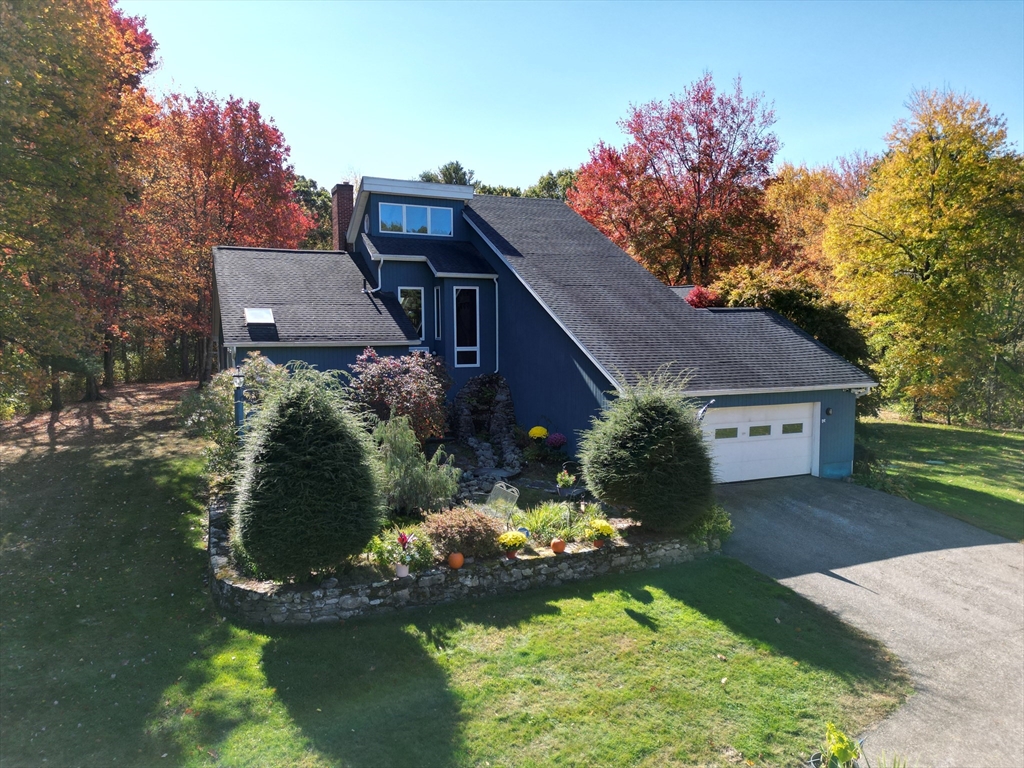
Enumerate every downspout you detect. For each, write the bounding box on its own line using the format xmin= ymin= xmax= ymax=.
xmin=492 ymin=276 xmax=499 ymax=373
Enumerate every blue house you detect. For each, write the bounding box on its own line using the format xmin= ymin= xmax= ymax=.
xmin=213 ymin=176 xmax=875 ymax=482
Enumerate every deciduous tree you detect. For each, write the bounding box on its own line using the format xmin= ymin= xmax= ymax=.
xmin=569 ymin=73 xmax=780 ymax=286
xmin=0 ymin=0 xmax=158 ymax=408
xmin=827 ymin=89 xmax=1024 ymax=423
xmin=524 ymin=168 xmax=578 ymax=200
xmin=419 ymin=161 xmax=476 ymax=187
xmin=129 ymin=93 xmax=312 ymax=383
xmin=294 ymin=175 xmax=333 ymax=250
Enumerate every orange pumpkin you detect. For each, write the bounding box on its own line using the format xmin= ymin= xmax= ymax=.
xmin=448 ymin=552 xmax=464 ymax=569
xmin=550 ymin=538 xmax=566 ymax=554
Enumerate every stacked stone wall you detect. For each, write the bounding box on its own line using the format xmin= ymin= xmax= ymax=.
xmin=209 ymin=504 xmax=720 ymax=627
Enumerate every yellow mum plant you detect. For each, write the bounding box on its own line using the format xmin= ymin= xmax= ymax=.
xmin=528 ymin=426 xmax=548 ymax=439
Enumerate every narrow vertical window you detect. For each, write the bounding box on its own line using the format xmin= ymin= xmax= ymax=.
xmin=399 ymin=287 xmax=424 ymax=340
xmin=454 ymin=286 xmax=479 ymax=367
xmin=434 ymin=286 xmax=442 ymax=340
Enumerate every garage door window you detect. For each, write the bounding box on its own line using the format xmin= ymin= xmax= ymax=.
xmin=715 ymin=427 xmax=738 ymax=439
xmin=749 ymin=425 xmax=771 ymax=437
xmin=782 ymin=423 xmax=804 ymax=434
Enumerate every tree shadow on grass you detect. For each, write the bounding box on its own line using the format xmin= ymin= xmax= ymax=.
xmin=261 ymin=621 xmax=466 ymax=768
xmin=261 ymin=595 xmax=565 ymax=767
xmin=0 ymin=422 xmax=219 ymax=767
xmin=261 ymin=556 xmax=904 ymax=768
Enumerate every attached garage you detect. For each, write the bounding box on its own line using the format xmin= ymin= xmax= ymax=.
xmin=701 ymin=402 xmax=817 ymax=483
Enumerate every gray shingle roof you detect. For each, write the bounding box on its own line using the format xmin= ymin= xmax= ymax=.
xmin=214 ymin=247 xmax=419 ymax=346
xmin=464 ymin=196 xmax=875 ymax=394
xmin=361 ymin=233 xmax=496 ymax=276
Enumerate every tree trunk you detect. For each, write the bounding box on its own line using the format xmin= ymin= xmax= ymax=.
xmin=103 ymin=332 xmax=115 ymax=388
xmin=197 ymin=334 xmax=213 ymax=388
xmin=180 ymin=332 xmax=191 ymax=379
xmin=120 ymin=340 xmax=130 ymax=383
xmin=84 ymin=373 xmax=101 ymax=402
xmin=912 ymin=398 xmax=924 ymax=423
xmin=49 ymin=369 xmax=63 ymax=412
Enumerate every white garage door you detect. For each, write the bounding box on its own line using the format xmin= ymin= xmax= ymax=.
xmin=701 ymin=403 xmax=815 ymax=483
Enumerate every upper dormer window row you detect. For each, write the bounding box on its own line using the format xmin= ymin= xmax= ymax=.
xmin=379 ymin=203 xmax=453 ymax=237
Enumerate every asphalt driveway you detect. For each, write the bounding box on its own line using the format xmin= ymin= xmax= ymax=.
xmin=717 ymin=476 xmax=1024 ymax=768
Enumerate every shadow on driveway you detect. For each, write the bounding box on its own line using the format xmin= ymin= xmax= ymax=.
xmin=718 ymin=475 xmax=1024 ymax=768
xmin=718 ymin=475 xmax=1009 ymax=580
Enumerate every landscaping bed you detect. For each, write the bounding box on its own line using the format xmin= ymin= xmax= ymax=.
xmin=208 ymin=500 xmax=721 ymax=626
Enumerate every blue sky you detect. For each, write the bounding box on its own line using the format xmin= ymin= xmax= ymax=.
xmin=119 ymin=0 xmax=1024 ymax=190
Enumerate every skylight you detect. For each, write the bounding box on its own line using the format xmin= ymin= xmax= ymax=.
xmin=244 ymin=308 xmax=275 ymax=325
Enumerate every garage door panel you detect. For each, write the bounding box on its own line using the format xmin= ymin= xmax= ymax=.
xmin=702 ymin=403 xmax=814 ymax=483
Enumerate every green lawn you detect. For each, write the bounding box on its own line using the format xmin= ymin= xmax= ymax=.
xmin=1 ymin=384 xmax=909 ymax=767
xmin=857 ymin=416 xmax=1024 ymax=541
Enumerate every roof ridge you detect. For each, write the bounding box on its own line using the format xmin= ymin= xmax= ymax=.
xmin=213 ymin=245 xmax=349 ymax=256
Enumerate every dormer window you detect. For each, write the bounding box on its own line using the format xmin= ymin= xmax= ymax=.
xmin=379 ymin=203 xmax=453 ymax=236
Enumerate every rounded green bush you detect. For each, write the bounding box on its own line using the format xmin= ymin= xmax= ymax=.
xmin=578 ymin=378 xmax=714 ymax=532
xmin=231 ymin=370 xmax=384 ymax=580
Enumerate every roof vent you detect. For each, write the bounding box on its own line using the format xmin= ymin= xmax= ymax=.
xmin=244 ymin=308 xmax=275 ymax=325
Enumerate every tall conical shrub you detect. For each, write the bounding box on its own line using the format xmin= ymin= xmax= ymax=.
xmin=231 ymin=369 xmax=384 ymax=580
xmin=579 ymin=374 xmax=714 ymax=532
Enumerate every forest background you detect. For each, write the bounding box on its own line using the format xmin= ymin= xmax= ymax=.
xmin=2 ymin=0 xmax=1022 ymax=427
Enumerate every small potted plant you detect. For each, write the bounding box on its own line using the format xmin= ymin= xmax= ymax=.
xmin=497 ymin=530 xmax=528 ymax=559
xmin=584 ymin=519 xmax=614 ymax=549
xmin=809 ymin=722 xmax=862 ymax=768
xmin=370 ymin=529 xmax=434 ymax=577
xmin=555 ymin=469 xmax=575 ymax=498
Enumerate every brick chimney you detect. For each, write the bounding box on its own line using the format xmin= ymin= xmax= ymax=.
xmin=331 ymin=182 xmax=354 ymax=251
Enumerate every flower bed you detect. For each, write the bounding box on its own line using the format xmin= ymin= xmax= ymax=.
xmin=208 ymin=501 xmax=722 ymax=627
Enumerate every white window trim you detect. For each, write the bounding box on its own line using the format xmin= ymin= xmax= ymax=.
xmin=434 ymin=285 xmax=442 ymax=340
xmin=378 ymin=202 xmax=453 ymax=237
xmin=453 ymin=285 xmax=480 ymax=368
xmin=398 ymin=286 xmax=425 ymax=341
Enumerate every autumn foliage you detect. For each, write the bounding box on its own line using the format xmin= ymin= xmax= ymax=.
xmin=570 ymin=73 xmax=779 ymax=287
xmin=129 ymin=93 xmax=312 ymax=380
xmin=1 ymin=0 xmax=316 ymax=412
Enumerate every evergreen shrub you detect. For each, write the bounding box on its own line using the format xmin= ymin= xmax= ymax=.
xmin=578 ymin=374 xmax=714 ymax=532
xmin=230 ymin=367 xmax=384 ymax=580
xmin=376 ymin=416 xmax=460 ymax=516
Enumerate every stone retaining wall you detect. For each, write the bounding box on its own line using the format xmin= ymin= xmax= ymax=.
xmin=209 ymin=504 xmax=721 ymax=627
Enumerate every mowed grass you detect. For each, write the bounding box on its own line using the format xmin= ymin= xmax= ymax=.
xmin=858 ymin=415 xmax=1024 ymax=541
xmin=2 ymin=385 xmax=909 ymax=767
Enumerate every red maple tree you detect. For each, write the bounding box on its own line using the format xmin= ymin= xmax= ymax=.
xmin=569 ymin=73 xmax=780 ymax=286
xmin=129 ymin=93 xmax=313 ymax=381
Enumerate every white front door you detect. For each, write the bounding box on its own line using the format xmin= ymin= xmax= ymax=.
xmin=701 ymin=403 xmax=815 ymax=483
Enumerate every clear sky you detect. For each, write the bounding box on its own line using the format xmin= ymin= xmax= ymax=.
xmin=118 ymin=0 xmax=1024 ymax=190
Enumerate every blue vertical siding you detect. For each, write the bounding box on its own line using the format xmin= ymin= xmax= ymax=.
xmin=693 ymin=390 xmax=859 ymax=478
xmin=466 ymin=226 xmax=615 ymax=455
xmin=441 ymin=276 xmax=497 ymax=392
xmin=377 ymin=260 xmax=437 ymax=350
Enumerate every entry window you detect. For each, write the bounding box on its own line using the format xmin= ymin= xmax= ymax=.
xmin=782 ymin=423 xmax=804 ymax=434
xmin=434 ymin=286 xmax=442 ymax=340
xmin=749 ymin=425 xmax=771 ymax=437
xmin=715 ymin=427 xmax=738 ymax=439
xmin=399 ymin=287 xmax=424 ymax=339
xmin=454 ymin=286 xmax=479 ymax=367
